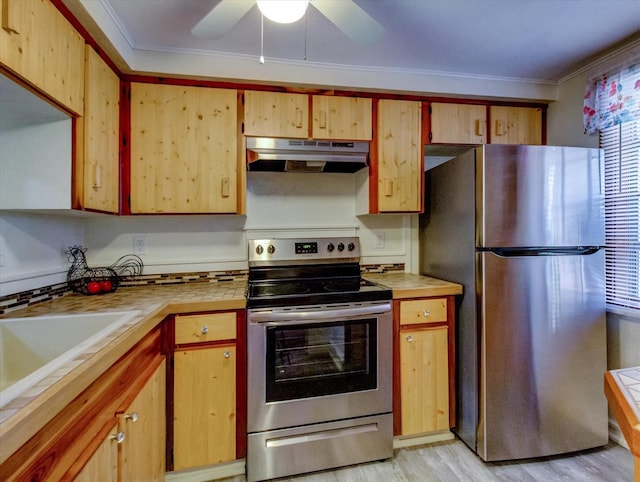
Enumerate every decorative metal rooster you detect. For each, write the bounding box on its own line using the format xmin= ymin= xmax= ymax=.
xmin=66 ymin=245 xmax=143 ymax=295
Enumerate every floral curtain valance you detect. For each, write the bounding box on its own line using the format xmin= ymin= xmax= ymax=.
xmin=583 ymin=60 xmax=640 ymax=135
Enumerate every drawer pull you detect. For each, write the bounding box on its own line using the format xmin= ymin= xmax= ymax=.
xmin=224 ymin=351 xmax=231 ymax=358
xmin=406 ymin=335 xmax=414 ymax=343
xmin=111 ymin=431 xmax=125 ymax=444
xmin=423 ymin=310 xmax=431 ymax=317
xmin=125 ymin=412 xmax=138 ymax=423
xmin=201 ymin=326 xmax=209 ymax=335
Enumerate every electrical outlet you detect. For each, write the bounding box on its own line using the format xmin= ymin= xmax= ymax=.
xmin=133 ymin=235 xmax=147 ymax=255
xmin=374 ymin=230 xmax=385 ymax=249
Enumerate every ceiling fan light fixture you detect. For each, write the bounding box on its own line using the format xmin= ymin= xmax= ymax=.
xmin=257 ymin=0 xmax=309 ymax=24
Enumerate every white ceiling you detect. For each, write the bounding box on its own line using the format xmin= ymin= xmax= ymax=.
xmin=66 ymin=0 xmax=640 ymax=100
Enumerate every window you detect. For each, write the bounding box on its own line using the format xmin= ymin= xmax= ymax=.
xmin=601 ymin=119 xmax=640 ymax=310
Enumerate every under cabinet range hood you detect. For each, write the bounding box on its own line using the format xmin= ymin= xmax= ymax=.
xmin=246 ymin=137 xmax=369 ymax=173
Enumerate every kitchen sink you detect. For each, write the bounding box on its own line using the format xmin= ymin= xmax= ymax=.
xmin=0 ymin=311 xmax=139 ymax=406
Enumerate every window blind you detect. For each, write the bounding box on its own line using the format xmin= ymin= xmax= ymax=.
xmin=601 ymin=119 xmax=640 ymax=310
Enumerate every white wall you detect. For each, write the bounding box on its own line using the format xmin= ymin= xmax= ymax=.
xmin=0 ymin=169 xmax=413 ymax=296
xmin=82 ymin=171 xmax=413 ymax=273
xmin=0 ymin=212 xmax=84 ymax=296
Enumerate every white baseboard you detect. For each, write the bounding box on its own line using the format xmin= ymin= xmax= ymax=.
xmin=165 ymin=459 xmax=245 ymax=482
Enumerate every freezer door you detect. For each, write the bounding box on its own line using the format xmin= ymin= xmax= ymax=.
xmin=477 ymin=145 xmax=604 ymax=248
xmin=477 ymin=250 xmax=608 ymax=461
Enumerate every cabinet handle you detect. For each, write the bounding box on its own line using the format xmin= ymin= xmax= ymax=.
xmin=383 ymin=179 xmax=393 ymax=197
xmin=221 ymin=177 xmax=230 ymax=198
xmin=201 ymin=325 xmax=209 ymax=335
xmin=423 ymin=310 xmax=431 ymax=317
xmin=2 ymin=1 xmax=19 ymax=34
xmin=319 ymin=110 xmax=327 ymax=129
xmin=92 ymin=164 xmax=102 ymax=189
xmin=224 ymin=351 xmax=231 ymax=358
xmin=125 ymin=411 xmax=138 ymax=423
xmin=406 ymin=335 xmax=414 ymax=343
xmin=474 ymin=119 xmax=484 ymax=137
xmin=495 ymin=120 xmax=505 ymax=136
xmin=111 ymin=431 xmax=125 ymax=444
xmin=295 ymin=107 xmax=303 ymax=128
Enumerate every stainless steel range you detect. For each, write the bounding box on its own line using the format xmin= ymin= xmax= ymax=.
xmin=246 ymin=237 xmax=393 ymax=482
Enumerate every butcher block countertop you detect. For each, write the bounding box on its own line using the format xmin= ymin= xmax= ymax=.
xmin=365 ymin=272 xmax=463 ymax=299
xmin=604 ymin=366 xmax=640 ymax=479
xmin=0 ymin=272 xmax=460 ymax=465
xmin=0 ymin=281 xmax=246 ymax=465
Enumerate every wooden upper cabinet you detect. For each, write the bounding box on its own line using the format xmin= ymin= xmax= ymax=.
xmin=430 ymin=102 xmax=486 ymax=144
xmin=78 ymin=46 xmax=119 ymax=213
xmin=376 ymin=99 xmax=422 ymax=213
xmin=244 ymin=90 xmax=308 ymax=138
xmin=129 ymin=83 xmax=239 ymax=214
xmin=312 ymin=96 xmax=372 ymax=140
xmin=490 ymin=106 xmax=542 ymax=145
xmin=0 ymin=0 xmax=85 ymax=115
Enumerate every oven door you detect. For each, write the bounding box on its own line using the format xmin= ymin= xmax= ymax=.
xmin=247 ymin=302 xmax=393 ymax=433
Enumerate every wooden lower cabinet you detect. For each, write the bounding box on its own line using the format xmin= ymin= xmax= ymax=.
xmin=394 ymin=296 xmax=455 ymax=437
xmin=173 ymin=346 xmax=236 ymax=469
xmin=119 ymin=359 xmax=166 ymax=481
xmin=400 ymin=327 xmax=449 ymax=434
xmin=75 ymin=359 xmax=166 ymax=482
xmin=0 ymin=326 xmax=165 ymax=481
xmin=74 ymin=430 xmax=118 ymax=482
xmin=169 ymin=310 xmax=246 ymax=472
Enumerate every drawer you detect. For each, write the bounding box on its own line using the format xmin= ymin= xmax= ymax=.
xmin=400 ymin=298 xmax=447 ymax=325
xmin=175 ymin=312 xmax=237 ymax=344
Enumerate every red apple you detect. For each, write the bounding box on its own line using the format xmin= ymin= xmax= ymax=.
xmin=87 ymin=281 xmax=101 ymax=294
xmin=100 ymin=280 xmax=113 ymax=292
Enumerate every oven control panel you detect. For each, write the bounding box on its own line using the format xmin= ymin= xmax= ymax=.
xmin=249 ymin=237 xmax=361 ymax=266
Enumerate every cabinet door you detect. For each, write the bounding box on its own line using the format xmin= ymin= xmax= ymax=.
xmin=377 ymin=99 xmax=422 ymax=212
xmin=173 ymin=346 xmax=236 ymax=469
xmin=312 ymin=96 xmax=372 ymax=140
xmin=244 ymin=90 xmax=308 ymax=138
xmin=130 ymin=83 xmax=238 ymax=213
xmin=0 ymin=0 xmax=85 ymax=114
xmin=490 ymin=106 xmax=542 ymax=145
xmin=80 ymin=45 xmax=119 ymax=213
xmin=430 ymin=102 xmax=486 ymax=144
xmin=400 ymin=327 xmax=449 ymax=435
xmin=119 ymin=359 xmax=166 ymax=482
xmin=73 ymin=430 xmax=118 ymax=482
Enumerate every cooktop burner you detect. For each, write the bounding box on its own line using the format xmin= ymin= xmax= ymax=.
xmin=247 ymin=237 xmax=391 ymax=309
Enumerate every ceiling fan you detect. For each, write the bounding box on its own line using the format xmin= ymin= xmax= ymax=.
xmin=191 ymin=0 xmax=383 ymax=46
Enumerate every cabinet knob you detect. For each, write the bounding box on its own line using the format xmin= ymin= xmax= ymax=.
xmin=423 ymin=310 xmax=431 ymax=317
xmin=201 ymin=326 xmax=209 ymax=335
xmin=111 ymin=431 xmax=125 ymax=444
xmin=406 ymin=335 xmax=414 ymax=343
xmin=224 ymin=351 xmax=231 ymax=358
xmin=125 ymin=411 xmax=138 ymax=423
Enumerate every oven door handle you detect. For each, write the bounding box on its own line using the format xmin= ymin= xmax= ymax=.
xmin=248 ymin=303 xmax=391 ymax=324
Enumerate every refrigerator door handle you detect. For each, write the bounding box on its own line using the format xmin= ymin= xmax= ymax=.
xmin=484 ymin=246 xmax=602 ymax=257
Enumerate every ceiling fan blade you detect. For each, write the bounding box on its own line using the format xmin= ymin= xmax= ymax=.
xmin=191 ymin=0 xmax=255 ymax=39
xmin=311 ymin=0 xmax=383 ymax=46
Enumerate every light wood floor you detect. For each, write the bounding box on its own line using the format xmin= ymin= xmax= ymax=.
xmin=225 ymin=439 xmax=635 ymax=481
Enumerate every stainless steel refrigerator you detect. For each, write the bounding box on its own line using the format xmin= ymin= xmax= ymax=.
xmin=420 ymin=144 xmax=608 ymax=461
